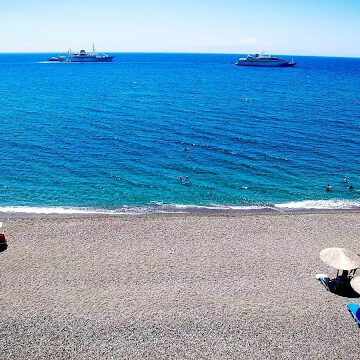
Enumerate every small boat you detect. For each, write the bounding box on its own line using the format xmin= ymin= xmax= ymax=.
xmin=235 ymin=53 xmax=296 ymax=67
xmin=48 ymin=55 xmax=67 ymax=62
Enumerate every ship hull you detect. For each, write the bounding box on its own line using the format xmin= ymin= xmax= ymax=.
xmin=235 ymin=60 xmax=295 ymax=67
xmin=68 ymin=56 xmax=114 ymax=63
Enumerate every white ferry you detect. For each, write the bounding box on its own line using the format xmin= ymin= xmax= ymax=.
xmin=235 ymin=53 xmax=296 ymax=67
xmin=48 ymin=44 xmax=114 ymax=63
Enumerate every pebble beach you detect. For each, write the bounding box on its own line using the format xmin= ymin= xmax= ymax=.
xmin=1 ymin=212 xmax=359 ymax=359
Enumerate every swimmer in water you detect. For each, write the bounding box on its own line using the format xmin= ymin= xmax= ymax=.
xmin=185 ymin=176 xmax=189 ymax=181
xmin=344 ymin=177 xmax=348 ymax=183
xmin=326 ymin=184 xmax=332 ymax=192
xmin=184 ymin=147 xmax=189 ymax=152
xmin=179 ymin=176 xmax=183 ymax=181
xmin=349 ymin=185 xmax=354 ymax=190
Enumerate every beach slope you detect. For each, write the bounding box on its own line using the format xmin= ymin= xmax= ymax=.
xmin=0 ymin=212 xmax=359 ymax=359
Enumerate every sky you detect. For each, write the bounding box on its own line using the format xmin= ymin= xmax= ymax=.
xmin=0 ymin=0 xmax=359 ymax=56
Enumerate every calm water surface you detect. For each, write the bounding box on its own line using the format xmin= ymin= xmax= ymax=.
xmin=0 ymin=53 xmax=359 ymax=213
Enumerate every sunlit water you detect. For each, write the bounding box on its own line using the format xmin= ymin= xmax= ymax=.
xmin=0 ymin=53 xmax=359 ymax=214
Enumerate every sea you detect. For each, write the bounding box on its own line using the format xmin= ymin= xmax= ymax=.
xmin=0 ymin=53 xmax=359 ymax=215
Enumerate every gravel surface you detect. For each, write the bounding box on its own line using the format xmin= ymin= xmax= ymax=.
xmin=0 ymin=212 xmax=359 ymax=359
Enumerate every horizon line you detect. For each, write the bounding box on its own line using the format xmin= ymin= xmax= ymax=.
xmin=0 ymin=51 xmax=359 ymax=59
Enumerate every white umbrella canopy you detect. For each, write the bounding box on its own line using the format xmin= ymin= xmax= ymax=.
xmin=350 ymin=276 xmax=360 ymax=294
xmin=320 ymin=247 xmax=360 ymax=271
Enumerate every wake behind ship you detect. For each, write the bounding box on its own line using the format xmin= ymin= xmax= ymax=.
xmin=235 ymin=53 xmax=295 ymax=67
xmin=49 ymin=45 xmax=114 ymax=63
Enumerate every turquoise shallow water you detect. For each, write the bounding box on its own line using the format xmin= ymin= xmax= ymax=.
xmin=0 ymin=53 xmax=359 ymax=214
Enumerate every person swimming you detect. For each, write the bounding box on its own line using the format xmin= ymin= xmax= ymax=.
xmin=344 ymin=177 xmax=348 ymax=183
xmin=326 ymin=184 xmax=332 ymax=192
xmin=349 ymin=185 xmax=354 ymax=190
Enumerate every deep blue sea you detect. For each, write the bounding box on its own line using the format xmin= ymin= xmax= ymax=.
xmin=0 ymin=53 xmax=359 ymax=214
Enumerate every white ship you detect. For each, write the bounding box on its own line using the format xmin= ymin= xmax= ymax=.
xmin=235 ymin=53 xmax=296 ymax=67
xmin=48 ymin=44 xmax=114 ymax=63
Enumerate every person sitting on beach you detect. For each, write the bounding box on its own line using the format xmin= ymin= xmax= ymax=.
xmin=338 ymin=270 xmax=349 ymax=282
xmin=325 ymin=270 xmax=350 ymax=292
xmin=326 ymin=184 xmax=332 ymax=192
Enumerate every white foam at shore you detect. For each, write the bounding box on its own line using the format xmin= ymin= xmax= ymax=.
xmin=0 ymin=200 xmax=359 ymax=215
xmin=275 ymin=199 xmax=360 ymax=210
xmin=167 ymin=204 xmax=271 ymax=211
xmin=0 ymin=206 xmax=183 ymax=215
xmin=0 ymin=206 xmax=120 ymax=215
xmin=0 ymin=205 xmax=264 ymax=215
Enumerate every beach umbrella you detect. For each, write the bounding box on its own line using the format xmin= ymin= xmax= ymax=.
xmin=350 ymin=276 xmax=360 ymax=294
xmin=320 ymin=247 xmax=360 ymax=271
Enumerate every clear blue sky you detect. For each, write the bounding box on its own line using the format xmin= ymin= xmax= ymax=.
xmin=1 ymin=0 xmax=359 ymax=56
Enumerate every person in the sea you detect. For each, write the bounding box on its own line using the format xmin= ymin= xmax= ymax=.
xmin=185 ymin=176 xmax=189 ymax=181
xmin=326 ymin=184 xmax=332 ymax=191
xmin=344 ymin=177 xmax=348 ymax=183
xmin=179 ymin=176 xmax=183 ymax=181
xmin=349 ymin=185 xmax=354 ymax=190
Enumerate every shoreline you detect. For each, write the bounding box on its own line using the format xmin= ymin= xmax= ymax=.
xmin=1 ymin=206 xmax=360 ymax=219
